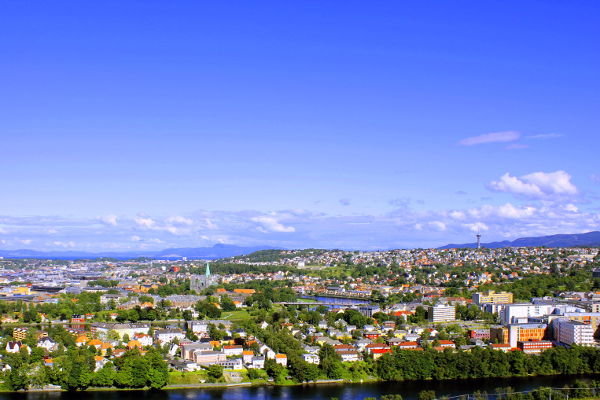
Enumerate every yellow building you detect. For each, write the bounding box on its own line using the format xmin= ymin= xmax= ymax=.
xmin=13 ymin=327 xmax=28 ymax=341
xmin=491 ymin=327 xmax=509 ymax=344
xmin=12 ymin=286 xmax=31 ymax=295
xmin=472 ymin=290 xmax=513 ymax=305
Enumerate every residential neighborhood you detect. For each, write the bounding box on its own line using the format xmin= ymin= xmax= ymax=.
xmin=0 ymin=247 xmax=599 ymax=391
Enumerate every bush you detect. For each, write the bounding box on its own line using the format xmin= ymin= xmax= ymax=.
xmin=418 ymin=390 xmax=436 ymax=400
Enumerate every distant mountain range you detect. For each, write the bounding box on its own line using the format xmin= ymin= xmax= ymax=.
xmin=2 ymin=231 xmax=599 ymax=260
xmin=439 ymin=231 xmax=600 ymax=249
xmin=0 ymin=244 xmax=279 ymax=260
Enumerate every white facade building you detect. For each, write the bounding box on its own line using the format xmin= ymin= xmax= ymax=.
xmin=154 ymin=329 xmax=186 ymax=343
xmin=303 ymin=353 xmax=320 ymax=364
xmin=500 ymin=304 xmax=555 ymax=325
xmin=428 ymin=304 xmax=456 ymax=322
xmin=553 ymin=319 xmax=595 ymax=346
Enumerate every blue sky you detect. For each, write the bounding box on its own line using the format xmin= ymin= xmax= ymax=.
xmin=1 ymin=1 xmax=599 ymax=251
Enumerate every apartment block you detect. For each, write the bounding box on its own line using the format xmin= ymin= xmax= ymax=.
xmin=472 ymin=291 xmax=514 ymax=306
xmin=428 ymin=304 xmax=456 ymax=323
xmin=553 ymin=319 xmax=595 ymax=346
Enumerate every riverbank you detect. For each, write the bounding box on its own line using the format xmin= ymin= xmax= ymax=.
xmin=3 ymin=373 xmax=599 ymax=394
xmin=1 ymin=375 xmax=599 ymax=400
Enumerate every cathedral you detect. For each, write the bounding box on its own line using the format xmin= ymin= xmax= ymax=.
xmin=190 ymin=262 xmax=218 ymax=292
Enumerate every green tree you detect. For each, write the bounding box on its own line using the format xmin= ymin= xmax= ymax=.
xmin=92 ymin=362 xmax=116 ymax=387
xmin=195 ymin=300 xmax=222 ymax=319
xmin=418 ymin=390 xmax=436 ymax=400
xmin=206 ymin=364 xmax=224 ymax=382
xmin=6 ymin=366 xmax=29 ymax=391
xmin=220 ymin=295 xmax=237 ymax=311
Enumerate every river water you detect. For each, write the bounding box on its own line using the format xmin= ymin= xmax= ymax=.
xmin=301 ymin=296 xmax=369 ymax=307
xmin=0 ymin=375 xmax=595 ymax=400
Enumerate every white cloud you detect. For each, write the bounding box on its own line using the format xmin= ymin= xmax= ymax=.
xmin=20 ymin=239 xmax=32 ymax=245
xmin=527 ymin=133 xmax=563 ymax=140
xmin=464 ymin=222 xmax=489 ymax=233
xmin=524 ymin=171 xmax=578 ymax=195
xmin=135 ymin=216 xmax=156 ymax=228
xmin=99 ymin=214 xmax=118 ymax=226
xmin=251 ymin=215 xmax=296 ymax=233
xmin=467 ymin=203 xmax=537 ymax=220
xmin=449 ymin=211 xmax=466 ymax=220
xmin=166 ymin=216 xmax=194 ymax=226
xmin=564 ymin=204 xmax=579 ymax=213
xmin=459 ymin=131 xmax=520 ymax=146
xmin=496 ymin=203 xmax=536 ymax=219
xmin=0 ymin=227 xmax=8 ymax=234
xmin=0 ymin=199 xmax=597 ymax=251
xmin=165 ymin=226 xmax=181 ymax=235
xmin=204 ymin=219 xmax=218 ymax=230
xmin=52 ymin=241 xmax=75 ymax=248
xmin=490 ymin=171 xmax=578 ymax=198
xmin=489 ymin=173 xmax=543 ymax=197
xmin=428 ymin=221 xmax=447 ymax=231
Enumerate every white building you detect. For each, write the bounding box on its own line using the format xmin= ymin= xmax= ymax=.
xmin=91 ymin=322 xmax=150 ymax=340
xmin=249 ymin=356 xmax=265 ymax=369
xmin=134 ymin=333 xmax=154 ymax=347
xmin=37 ymin=337 xmax=58 ymax=352
xmin=218 ymin=358 xmax=243 ymax=370
xmin=500 ymin=304 xmax=555 ymax=325
xmin=275 ymin=354 xmax=287 ymax=367
xmin=154 ymin=328 xmax=186 ymax=343
xmin=181 ymin=342 xmax=213 ymax=360
xmin=222 ymin=345 xmax=244 ymax=356
xmin=337 ymin=350 xmax=360 ymax=362
xmin=303 ymin=353 xmax=320 ymax=364
xmin=187 ymin=320 xmax=232 ymax=334
xmin=553 ymin=319 xmax=595 ymax=346
xmin=193 ymin=350 xmax=227 ymax=365
xmin=5 ymin=341 xmax=23 ymax=353
xmin=428 ymin=304 xmax=456 ymax=323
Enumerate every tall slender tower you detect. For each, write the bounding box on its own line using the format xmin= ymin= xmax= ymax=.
xmin=476 ymin=231 xmax=482 ymax=250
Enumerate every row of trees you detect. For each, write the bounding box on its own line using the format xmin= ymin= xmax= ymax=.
xmin=376 ymin=345 xmax=600 ymax=381
xmin=3 ymin=347 xmax=169 ymax=391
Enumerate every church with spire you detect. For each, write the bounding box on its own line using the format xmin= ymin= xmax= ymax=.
xmin=190 ymin=262 xmax=219 ymax=292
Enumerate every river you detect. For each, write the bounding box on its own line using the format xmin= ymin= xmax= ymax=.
xmin=301 ymin=296 xmax=369 ymax=307
xmin=0 ymin=375 xmax=595 ymax=400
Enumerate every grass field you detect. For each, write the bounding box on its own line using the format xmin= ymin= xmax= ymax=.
xmin=221 ymin=310 xmax=252 ymax=321
xmin=168 ymin=370 xmax=208 ymax=385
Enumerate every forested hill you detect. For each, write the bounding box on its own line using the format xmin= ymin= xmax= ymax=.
xmin=440 ymin=231 xmax=600 ymax=249
xmin=226 ymin=248 xmax=331 ymax=263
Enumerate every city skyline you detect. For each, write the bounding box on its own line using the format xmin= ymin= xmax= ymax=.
xmin=1 ymin=1 xmax=599 ymax=251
